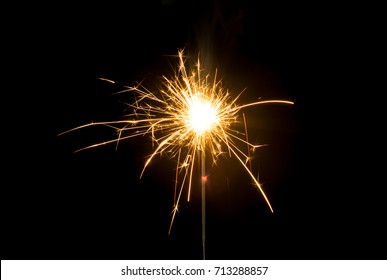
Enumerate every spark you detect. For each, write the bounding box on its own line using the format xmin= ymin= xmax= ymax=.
xmin=59 ymin=49 xmax=293 ymax=240
xmin=98 ymin=77 xmax=116 ymax=84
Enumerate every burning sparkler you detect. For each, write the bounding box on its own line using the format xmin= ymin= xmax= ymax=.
xmin=59 ymin=49 xmax=293 ymax=259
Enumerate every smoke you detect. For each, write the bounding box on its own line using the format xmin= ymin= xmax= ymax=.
xmin=188 ymin=0 xmax=247 ymax=71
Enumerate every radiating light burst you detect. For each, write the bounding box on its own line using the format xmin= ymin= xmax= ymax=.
xmin=60 ymin=49 xmax=294 ymax=236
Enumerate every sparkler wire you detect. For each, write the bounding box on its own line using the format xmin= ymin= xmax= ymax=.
xmin=201 ymin=150 xmax=206 ymax=260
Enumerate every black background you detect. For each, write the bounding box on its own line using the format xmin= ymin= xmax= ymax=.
xmin=3 ymin=0 xmax=385 ymax=260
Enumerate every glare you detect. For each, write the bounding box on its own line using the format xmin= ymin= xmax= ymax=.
xmin=186 ymin=94 xmax=218 ymax=135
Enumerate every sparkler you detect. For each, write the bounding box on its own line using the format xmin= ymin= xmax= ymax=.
xmin=59 ymin=49 xmax=293 ymax=259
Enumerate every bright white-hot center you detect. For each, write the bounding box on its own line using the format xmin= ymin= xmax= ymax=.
xmin=187 ymin=95 xmax=218 ymax=135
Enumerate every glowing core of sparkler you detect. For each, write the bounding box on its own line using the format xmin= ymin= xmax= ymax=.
xmin=186 ymin=94 xmax=219 ymax=135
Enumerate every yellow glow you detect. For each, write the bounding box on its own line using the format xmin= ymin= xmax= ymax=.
xmin=187 ymin=95 xmax=218 ymax=135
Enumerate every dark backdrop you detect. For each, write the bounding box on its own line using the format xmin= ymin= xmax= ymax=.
xmin=3 ymin=0 xmax=385 ymax=260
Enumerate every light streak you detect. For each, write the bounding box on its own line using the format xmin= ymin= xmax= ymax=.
xmin=59 ymin=49 xmax=293 ymax=257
